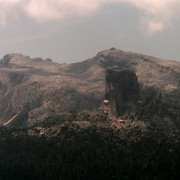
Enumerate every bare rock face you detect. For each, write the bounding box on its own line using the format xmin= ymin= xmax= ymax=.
xmin=104 ymin=68 xmax=174 ymax=124
xmin=105 ymin=68 xmax=139 ymax=118
xmin=136 ymin=87 xmax=164 ymax=120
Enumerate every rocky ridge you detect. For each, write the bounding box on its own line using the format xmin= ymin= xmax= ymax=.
xmin=0 ymin=49 xmax=179 ymax=129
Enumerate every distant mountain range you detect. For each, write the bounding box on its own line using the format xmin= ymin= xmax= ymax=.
xmin=0 ymin=49 xmax=179 ymax=128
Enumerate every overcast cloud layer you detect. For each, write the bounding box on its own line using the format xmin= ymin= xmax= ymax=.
xmin=0 ymin=0 xmax=180 ymax=34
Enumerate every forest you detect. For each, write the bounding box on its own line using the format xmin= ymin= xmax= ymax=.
xmin=0 ymin=125 xmax=179 ymax=180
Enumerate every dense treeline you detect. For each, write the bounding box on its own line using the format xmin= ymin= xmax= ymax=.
xmin=0 ymin=126 xmax=180 ymax=180
xmin=0 ymin=128 xmax=179 ymax=180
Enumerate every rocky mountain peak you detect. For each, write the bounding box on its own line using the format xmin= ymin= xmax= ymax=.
xmin=97 ymin=48 xmax=124 ymax=57
xmin=0 ymin=53 xmax=31 ymax=67
xmin=0 ymin=53 xmax=66 ymax=74
xmin=0 ymin=53 xmax=57 ymax=68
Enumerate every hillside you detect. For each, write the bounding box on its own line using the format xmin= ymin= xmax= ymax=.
xmin=0 ymin=49 xmax=179 ymax=127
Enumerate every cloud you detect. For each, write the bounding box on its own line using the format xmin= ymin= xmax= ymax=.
xmin=123 ymin=0 xmax=180 ymax=34
xmin=23 ymin=0 xmax=100 ymax=23
xmin=141 ymin=18 xmax=164 ymax=35
xmin=0 ymin=0 xmax=22 ymax=26
xmin=0 ymin=0 xmax=101 ymax=26
xmin=0 ymin=0 xmax=180 ymax=34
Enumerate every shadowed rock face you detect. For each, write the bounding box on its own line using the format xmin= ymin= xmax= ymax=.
xmin=135 ymin=87 xmax=164 ymax=120
xmin=105 ymin=68 xmax=139 ymax=117
xmin=104 ymin=68 xmax=175 ymax=124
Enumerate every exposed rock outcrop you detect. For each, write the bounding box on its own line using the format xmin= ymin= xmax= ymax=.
xmin=104 ymin=68 xmax=173 ymax=123
xmin=135 ymin=87 xmax=164 ymax=120
xmin=105 ymin=68 xmax=139 ymax=118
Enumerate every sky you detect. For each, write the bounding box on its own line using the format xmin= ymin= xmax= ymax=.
xmin=0 ymin=0 xmax=180 ymax=63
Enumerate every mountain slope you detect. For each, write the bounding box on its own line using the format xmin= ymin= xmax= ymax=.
xmin=0 ymin=49 xmax=179 ymax=127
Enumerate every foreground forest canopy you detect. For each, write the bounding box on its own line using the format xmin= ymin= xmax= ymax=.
xmin=0 ymin=121 xmax=179 ymax=180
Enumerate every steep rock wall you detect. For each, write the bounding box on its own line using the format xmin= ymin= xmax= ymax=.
xmin=105 ymin=68 xmax=139 ymax=117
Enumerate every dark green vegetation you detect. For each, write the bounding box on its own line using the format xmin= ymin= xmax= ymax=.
xmin=0 ymin=122 xmax=179 ymax=180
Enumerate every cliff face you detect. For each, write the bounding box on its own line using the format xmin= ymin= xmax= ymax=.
xmin=135 ymin=87 xmax=164 ymax=120
xmin=104 ymin=68 xmax=177 ymax=127
xmin=105 ymin=68 xmax=139 ymax=118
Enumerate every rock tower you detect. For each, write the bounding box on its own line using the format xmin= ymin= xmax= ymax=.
xmin=105 ymin=68 xmax=139 ymax=118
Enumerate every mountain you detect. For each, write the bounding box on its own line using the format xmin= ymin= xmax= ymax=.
xmin=0 ymin=49 xmax=179 ymax=128
xmin=0 ymin=49 xmax=179 ymax=180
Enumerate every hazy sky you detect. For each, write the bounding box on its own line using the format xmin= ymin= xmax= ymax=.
xmin=0 ymin=0 xmax=180 ymax=63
